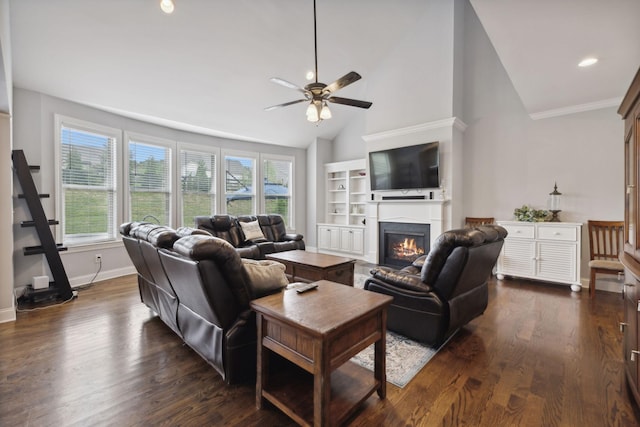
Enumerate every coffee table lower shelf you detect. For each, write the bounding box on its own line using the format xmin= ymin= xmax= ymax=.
xmin=263 ymin=360 xmax=378 ymax=426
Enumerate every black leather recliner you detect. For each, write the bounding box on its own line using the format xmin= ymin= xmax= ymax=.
xmin=364 ymin=225 xmax=507 ymax=346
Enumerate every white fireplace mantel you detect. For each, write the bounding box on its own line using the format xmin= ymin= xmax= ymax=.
xmin=365 ymin=199 xmax=449 ymax=264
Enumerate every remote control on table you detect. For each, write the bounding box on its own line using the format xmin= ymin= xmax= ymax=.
xmin=295 ymin=283 xmax=319 ymax=293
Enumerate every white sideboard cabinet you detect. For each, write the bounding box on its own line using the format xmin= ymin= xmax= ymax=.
xmin=317 ymin=224 xmax=365 ymax=256
xmin=496 ymin=221 xmax=582 ymax=287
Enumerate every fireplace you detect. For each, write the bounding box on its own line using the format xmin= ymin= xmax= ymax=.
xmin=378 ymin=222 xmax=430 ymax=268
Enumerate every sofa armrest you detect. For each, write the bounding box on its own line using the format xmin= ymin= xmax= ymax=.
xmin=370 ymin=267 xmax=433 ymax=293
xmin=282 ymin=233 xmax=303 ymax=242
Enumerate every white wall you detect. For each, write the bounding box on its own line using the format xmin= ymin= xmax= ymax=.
xmin=0 ymin=0 xmax=14 ymax=322
xmin=11 ymin=88 xmax=308 ymax=294
xmin=329 ymin=0 xmax=625 ymax=290
xmin=461 ymin=1 xmax=624 ymax=284
xmin=305 ymin=137 xmax=332 ymax=249
xmin=365 ymin=0 xmax=456 ymax=134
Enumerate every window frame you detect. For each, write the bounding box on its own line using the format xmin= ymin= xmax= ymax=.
xmin=260 ymin=153 xmax=295 ymax=229
xmin=176 ymin=142 xmax=220 ymax=227
xmin=54 ymin=115 xmax=122 ymax=247
xmin=222 ymin=149 xmax=258 ymax=217
xmin=124 ymin=131 xmax=176 ymax=226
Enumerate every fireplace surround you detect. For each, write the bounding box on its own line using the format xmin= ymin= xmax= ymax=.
xmin=366 ymin=199 xmax=447 ymax=265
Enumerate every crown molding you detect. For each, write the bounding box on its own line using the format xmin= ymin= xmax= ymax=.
xmin=529 ymin=97 xmax=622 ymax=120
xmin=363 ymin=117 xmax=467 ymax=142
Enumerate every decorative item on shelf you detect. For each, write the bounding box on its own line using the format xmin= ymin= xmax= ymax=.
xmin=358 ymin=172 xmax=366 ymax=176
xmin=548 ymin=182 xmax=562 ymax=222
xmin=513 ymin=205 xmax=549 ymax=222
xmin=338 ymin=184 xmax=345 ymax=190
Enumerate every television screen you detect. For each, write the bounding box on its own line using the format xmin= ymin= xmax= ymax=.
xmin=369 ymin=142 xmax=439 ymax=191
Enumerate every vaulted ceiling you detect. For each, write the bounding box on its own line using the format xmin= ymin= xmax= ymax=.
xmin=8 ymin=0 xmax=640 ymax=148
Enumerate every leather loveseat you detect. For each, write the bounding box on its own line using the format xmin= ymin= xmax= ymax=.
xmin=364 ymin=225 xmax=507 ymax=346
xmin=194 ymin=214 xmax=304 ymax=259
xmin=120 ymin=222 xmax=286 ymax=384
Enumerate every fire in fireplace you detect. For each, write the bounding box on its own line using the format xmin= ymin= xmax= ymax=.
xmin=379 ymin=222 xmax=430 ymax=268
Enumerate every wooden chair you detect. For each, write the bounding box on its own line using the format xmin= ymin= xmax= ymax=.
xmin=465 ymin=217 xmax=495 ymax=228
xmin=587 ymin=220 xmax=624 ymax=298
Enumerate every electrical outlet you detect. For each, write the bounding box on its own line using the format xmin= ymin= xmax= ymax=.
xmin=95 ymin=254 xmax=102 ymax=264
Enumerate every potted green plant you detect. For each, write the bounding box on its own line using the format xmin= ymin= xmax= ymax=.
xmin=513 ymin=205 xmax=549 ymax=222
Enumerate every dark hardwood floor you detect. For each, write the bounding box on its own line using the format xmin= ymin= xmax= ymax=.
xmin=1 ymin=273 xmax=639 ymax=426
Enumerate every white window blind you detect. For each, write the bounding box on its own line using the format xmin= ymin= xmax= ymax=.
xmin=60 ymin=124 xmax=117 ymax=244
xmin=128 ymin=140 xmax=172 ymax=225
xmin=263 ymin=157 xmax=293 ymax=227
xmin=224 ymin=154 xmax=255 ymax=216
xmin=179 ymin=148 xmax=216 ymax=226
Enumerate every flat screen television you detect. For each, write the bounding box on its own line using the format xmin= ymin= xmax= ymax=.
xmin=368 ymin=141 xmax=439 ymax=191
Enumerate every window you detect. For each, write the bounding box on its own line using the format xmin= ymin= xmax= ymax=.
xmin=179 ymin=146 xmax=217 ymax=226
xmin=262 ymin=156 xmax=293 ymax=227
xmin=56 ymin=116 xmax=118 ymax=245
xmin=223 ymin=153 xmax=256 ymax=216
xmin=127 ymin=134 xmax=172 ymax=225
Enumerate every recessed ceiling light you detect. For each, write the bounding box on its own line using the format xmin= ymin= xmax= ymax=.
xmin=160 ymin=0 xmax=175 ymax=14
xmin=306 ymin=71 xmax=315 ymax=81
xmin=578 ymin=57 xmax=598 ymax=67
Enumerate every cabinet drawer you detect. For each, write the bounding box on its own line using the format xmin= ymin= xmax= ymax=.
xmin=502 ymin=223 xmax=534 ymax=239
xmin=537 ymin=225 xmax=577 ymax=241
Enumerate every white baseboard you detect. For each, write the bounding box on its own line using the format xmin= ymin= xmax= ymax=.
xmin=0 ymin=306 xmax=16 ymax=323
xmin=578 ymin=277 xmax=623 ymax=294
xmin=69 ymin=266 xmax=136 ymax=288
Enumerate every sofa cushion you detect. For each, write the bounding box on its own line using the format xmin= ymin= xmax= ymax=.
xmin=241 ymin=259 xmax=288 ymax=298
xmin=240 ymin=220 xmax=267 ymax=242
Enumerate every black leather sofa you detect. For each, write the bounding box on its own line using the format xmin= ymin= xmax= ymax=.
xmin=194 ymin=214 xmax=304 ymax=259
xmin=120 ymin=222 xmax=274 ymax=384
xmin=364 ymin=225 xmax=507 ymax=346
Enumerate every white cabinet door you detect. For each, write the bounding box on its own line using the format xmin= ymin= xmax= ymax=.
xmin=318 ymin=226 xmax=340 ymax=251
xmin=318 ymin=226 xmax=331 ymax=250
xmin=338 ymin=228 xmax=365 ymax=254
xmin=536 ymin=241 xmax=577 ymax=283
xmin=328 ymin=228 xmax=341 ymax=251
xmin=340 ymin=228 xmax=353 ymax=252
xmin=499 ymin=239 xmax=536 ymax=277
xmin=351 ymin=229 xmax=364 ymax=254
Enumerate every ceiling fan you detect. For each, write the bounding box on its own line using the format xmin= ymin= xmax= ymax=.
xmin=264 ymin=0 xmax=372 ymax=123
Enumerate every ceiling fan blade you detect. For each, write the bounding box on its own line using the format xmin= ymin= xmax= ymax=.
xmin=324 ymin=71 xmax=362 ymax=93
xmin=328 ymin=96 xmax=372 ymax=109
xmin=264 ymin=99 xmax=308 ymax=111
xmin=270 ymin=77 xmax=308 ymax=94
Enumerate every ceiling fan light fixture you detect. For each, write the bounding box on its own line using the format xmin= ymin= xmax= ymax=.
xmin=160 ymin=0 xmax=175 ymax=14
xmin=320 ymin=102 xmax=331 ymax=120
xmin=306 ymin=102 xmax=320 ymax=122
xmin=264 ymin=0 xmax=372 ymax=120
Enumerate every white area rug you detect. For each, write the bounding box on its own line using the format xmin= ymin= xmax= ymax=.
xmin=352 ymin=273 xmax=449 ymax=388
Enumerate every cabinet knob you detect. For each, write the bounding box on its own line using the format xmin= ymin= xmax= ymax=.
xmin=620 ymin=322 xmax=628 ymax=332
xmin=632 ymin=350 xmax=640 ymax=362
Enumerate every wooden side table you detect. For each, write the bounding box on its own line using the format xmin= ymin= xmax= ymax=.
xmin=250 ymin=280 xmax=393 ymax=426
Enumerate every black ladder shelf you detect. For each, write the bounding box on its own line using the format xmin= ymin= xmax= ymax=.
xmin=12 ymin=149 xmax=73 ymax=302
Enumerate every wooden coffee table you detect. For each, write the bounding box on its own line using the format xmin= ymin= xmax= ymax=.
xmin=265 ymin=250 xmax=356 ymax=286
xmin=251 ymin=280 xmax=393 ymax=427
